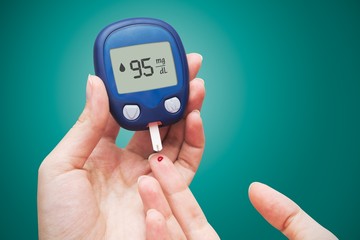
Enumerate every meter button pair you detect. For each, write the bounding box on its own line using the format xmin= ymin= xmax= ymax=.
xmin=123 ymin=97 xmax=181 ymax=121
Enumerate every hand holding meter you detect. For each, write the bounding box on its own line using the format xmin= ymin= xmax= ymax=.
xmin=94 ymin=18 xmax=189 ymax=152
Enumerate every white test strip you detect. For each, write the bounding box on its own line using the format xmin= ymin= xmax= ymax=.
xmin=148 ymin=122 xmax=163 ymax=152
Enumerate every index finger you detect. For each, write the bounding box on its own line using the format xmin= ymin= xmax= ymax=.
xmin=248 ymin=182 xmax=338 ymax=240
xmin=148 ymin=154 xmax=219 ymax=240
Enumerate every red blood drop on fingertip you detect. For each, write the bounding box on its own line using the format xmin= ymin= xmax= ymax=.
xmin=157 ymin=156 xmax=163 ymax=162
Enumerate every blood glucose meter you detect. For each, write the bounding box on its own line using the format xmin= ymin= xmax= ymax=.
xmin=94 ymin=18 xmax=189 ymax=151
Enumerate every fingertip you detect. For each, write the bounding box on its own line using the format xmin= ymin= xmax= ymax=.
xmin=138 ymin=176 xmax=160 ymax=203
xmin=187 ymin=109 xmax=201 ymax=123
xmin=187 ymin=77 xmax=205 ymax=114
xmin=148 ymin=153 xmax=157 ymax=161
xmin=137 ymin=175 xmax=147 ymax=185
xmin=138 ymin=175 xmax=158 ymax=191
xmin=194 ymin=53 xmax=203 ymax=61
xmin=148 ymin=153 xmax=185 ymax=192
xmin=88 ymin=74 xmax=107 ymax=104
xmin=248 ymin=182 xmax=279 ymax=206
xmin=148 ymin=153 xmax=170 ymax=163
xmin=146 ymin=208 xmax=165 ymax=227
xmin=146 ymin=209 xmax=170 ymax=240
xmin=185 ymin=109 xmax=204 ymax=149
xmin=87 ymin=75 xmax=109 ymax=131
xmin=89 ymin=74 xmax=103 ymax=82
xmin=147 ymin=153 xmax=172 ymax=181
xmin=86 ymin=74 xmax=93 ymax=100
xmin=187 ymin=53 xmax=203 ymax=80
xmin=248 ymin=182 xmax=265 ymax=195
xmin=188 ymin=52 xmax=203 ymax=63
xmin=194 ymin=77 xmax=205 ymax=86
xmin=190 ymin=77 xmax=205 ymax=92
xmin=146 ymin=208 xmax=163 ymax=219
xmin=191 ymin=109 xmax=201 ymax=116
xmin=87 ymin=74 xmax=105 ymax=97
xmin=248 ymin=182 xmax=302 ymax=232
xmin=191 ymin=78 xmax=206 ymax=97
xmin=249 ymin=183 xmax=338 ymax=239
xmin=248 ymin=182 xmax=269 ymax=206
xmin=248 ymin=182 xmax=256 ymax=197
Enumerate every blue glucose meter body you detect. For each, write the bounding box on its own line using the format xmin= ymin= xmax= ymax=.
xmin=94 ymin=18 xmax=189 ymax=131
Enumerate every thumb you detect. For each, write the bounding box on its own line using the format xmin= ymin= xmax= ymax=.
xmin=248 ymin=182 xmax=338 ymax=240
xmin=42 ymin=74 xmax=109 ymax=172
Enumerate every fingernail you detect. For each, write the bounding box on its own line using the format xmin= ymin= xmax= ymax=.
xmin=86 ymin=74 xmax=94 ymax=100
xmin=146 ymin=208 xmax=158 ymax=217
xmin=148 ymin=153 xmax=156 ymax=160
xmin=137 ymin=175 xmax=146 ymax=184
xmin=194 ymin=53 xmax=203 ymax=62
xmin=196 ymin=78 xmax=205 ymax=86
xmin=192 ymin=109 xmax=200 ymax=115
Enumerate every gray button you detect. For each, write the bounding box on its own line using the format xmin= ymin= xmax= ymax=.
xmin=164 ymin=97 xmax=181 ymax=113
xmin=123 ymin=105 xmax=140 ymax=120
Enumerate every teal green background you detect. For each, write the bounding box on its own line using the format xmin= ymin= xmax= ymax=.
xmin=1 ymin=0 xmax=359 ymax=239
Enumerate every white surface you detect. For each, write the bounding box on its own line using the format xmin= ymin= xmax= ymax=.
xmin=123 ymin=105 xmax=140 ymax=120
xmin=149 ymin=122 xmax=162 ymax=152
xmin=164 ymin=97 xmax=181 ymax=113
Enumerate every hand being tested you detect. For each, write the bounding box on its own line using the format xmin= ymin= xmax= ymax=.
xmin=37 ymin=53 xmax=205 ymax=239
xmin=139 ymin=158 xmax=338 ymax=240
xmin=138 ymin=154 xmax=220 ymax=240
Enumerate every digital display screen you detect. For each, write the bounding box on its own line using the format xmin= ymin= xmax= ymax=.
xmin=110 ymin=42 xmax=178 ymax=94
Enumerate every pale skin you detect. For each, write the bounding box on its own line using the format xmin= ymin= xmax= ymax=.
xmin=140 ymin=153 xmax=338 ymax=239
xmin=38 ymin=53 xmax=208 ymax=239
xmin=38 ymin=53 xmax=337 ymax=239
